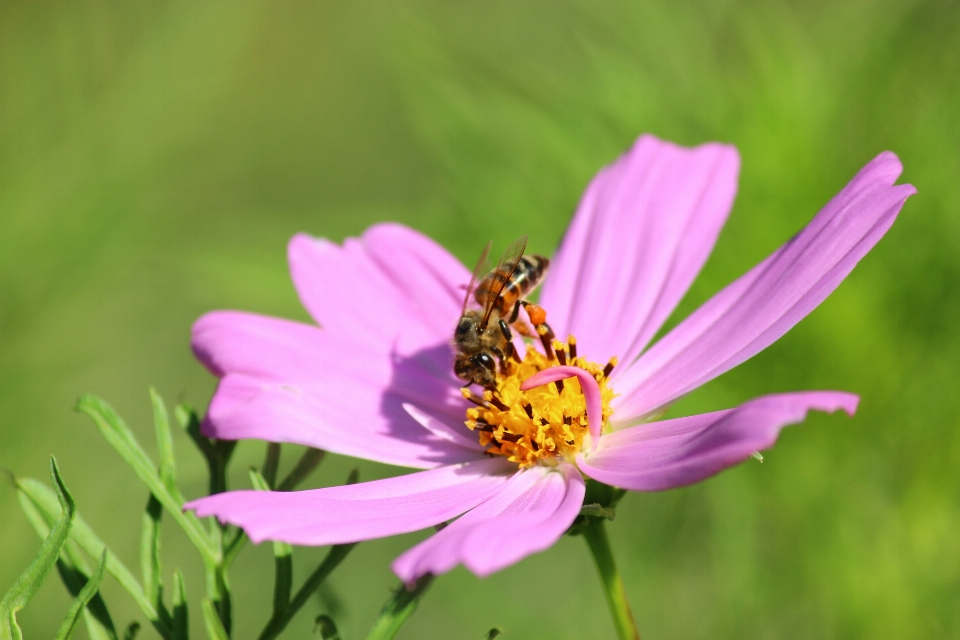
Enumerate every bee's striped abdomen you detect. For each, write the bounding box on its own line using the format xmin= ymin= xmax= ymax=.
xmin=476 ymin=255 xmax=550 ymax=314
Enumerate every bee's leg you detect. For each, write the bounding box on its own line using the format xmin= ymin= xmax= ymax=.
xmin=521 ymin=302 xmax=554 ymax=357
xmin=508 ymin=300 xmax=533 ymax=337
xmin=461 ymin=387 xmax=492 ymax=409
xmin=521 ymin=301 xmax=548 ymax=327
xmin=490 ymin=346 xmax=510 ymax=375
xmin=499 ymin=319 xmax=522 ymax=364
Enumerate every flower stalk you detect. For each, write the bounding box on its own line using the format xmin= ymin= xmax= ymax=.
xmin=582 ymin=519 xmax=639 ymax=640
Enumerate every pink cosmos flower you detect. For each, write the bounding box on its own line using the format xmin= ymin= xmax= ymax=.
xmin=186 ymin=134 xmax=915 ymax=582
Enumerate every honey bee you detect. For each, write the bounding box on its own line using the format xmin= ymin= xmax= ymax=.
xmin=454 ymin=236 xmax=550 ymax=390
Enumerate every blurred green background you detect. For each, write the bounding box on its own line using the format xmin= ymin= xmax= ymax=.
xmin=2 ymin=0 xmax=958 ymax=637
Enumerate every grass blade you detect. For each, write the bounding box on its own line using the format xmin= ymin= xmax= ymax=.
xmin=1 ymin=458 xmax=76 ymax=640
xmin=54 ymin=549 xmax=108 ymax=640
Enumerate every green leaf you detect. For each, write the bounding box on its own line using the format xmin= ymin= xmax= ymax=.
xmin=150 ymin=389 xmax=177 ymax=489
xmin=201 ymin=599 xmax=229 ymax=640
xmin=249 ymin=469 xmax=293 ymax=616
xmin=221 ymin=528 xmax=248 ymax=573
xmin=1 ymin=457 xmax=76 ymax=640
xmin=15 ymin=475 xmax=170 ymax=636
xmin=77 ymin=394 xmax=217 ymax=561
xmin=257 ymin=467 xmax=360 ymax=640
xmin=54 ymin=549 xmax=108 ymax=640
xmin=261 ymin=443 xmax=281 ymax=489
xmin=345 ymin=467 xmax=360 ymax=486
xmin=578 ymin=503 xmax=616 ymax=521
xmin=277 ymin=448 xmax=325 ymax=492
xmin=258 ymin=543 xmax=358 ymax=640
xmin=174 ymin=403 xmax=215 ymax=460
xmin=363 ymin=575 xmax=435 ymax=640
xmin=314 ymin=615 xmax=341 ymax=640
xmin=122 ymin=623 xmax=141 ymax=640
xmin=171 ymin=570 xmax=188 ymax=640
xmin=140 ymin=495 xmax=167 ymax=623
xmin=18 ymin=489 xmax=118 ymax=640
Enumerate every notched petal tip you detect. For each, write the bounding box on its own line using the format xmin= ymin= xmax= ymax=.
xmin=579 ymin=390 xmax=861 ymax=492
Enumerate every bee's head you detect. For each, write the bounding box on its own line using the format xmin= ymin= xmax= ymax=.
xmin=454 ymin=351 xmax=497 ymax=389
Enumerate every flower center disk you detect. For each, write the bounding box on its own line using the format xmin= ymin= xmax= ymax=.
xmin=464 ymin=335 xmax=616 ymax=468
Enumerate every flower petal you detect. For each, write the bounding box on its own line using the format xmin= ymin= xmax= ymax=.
xmin=288 ymin=223 xmax=470 ymax=354
xmin=391 ymin=462 xmax=585 ymax=581
xmin=193 ymin=310 xmax=480 ymax=468
xmin=402 ymin=403 xmax=485 ymax=452
xmin=615 ymin=152 xmax=916 ymax=419
xmin=540 ymin=134 xmax=740 ymax=367
xmin=185 ymin=457 xmax=516 ymax=546
xmin=520 ymin=366 xmax=604 ymax=450
xmin=205 ymin=373 xmax=484 ymax=468
xmin=192 ymin=311 xmax=326 ymax=380
xmin=577 ymin=391 xmax=858 ymax=491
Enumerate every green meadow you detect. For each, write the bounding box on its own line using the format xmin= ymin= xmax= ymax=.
xmin=2 ymin=1 xmax=959 ymax=637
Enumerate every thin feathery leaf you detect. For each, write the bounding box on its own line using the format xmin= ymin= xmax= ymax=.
xmin=363 ymin=575 xmax=435 ymax=640
xmin=150 ymin=389 xmax=177 ymax=489
xmin=77 ymin=395 xmax=217 ymax=561
xmin=15 ymin=476 xmax=169 ymax=635
xmin=140 ymin=495 xmax=168 ymax=625
xmin=19 ymin=493 xmax=118 ymax=640
xmin=277 ymin=448 xmax=325 ymax=491
xmin=54 ymin=549 xmax=108 ymax=640
xmin=171 ymin=570 xmax=188 ymax=640
xmin=262 ymin=443 xmax=281 ymax=489
xmin=1 ymin=458 xmax=76 ymax=640
xmin=249 ymin=469 xmax=293 ymax=617
xmin=314 ymin=615 xmax=341 ymax=640
xmin=201 ymin=600 xmax=229 ymax=640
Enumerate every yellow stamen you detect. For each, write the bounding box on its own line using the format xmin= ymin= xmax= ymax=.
xmin=465 ymin=338 xmax=617 ymax=468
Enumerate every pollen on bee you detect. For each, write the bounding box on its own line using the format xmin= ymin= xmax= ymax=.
xmin=523 ymin=302 xmax=547 ymax=326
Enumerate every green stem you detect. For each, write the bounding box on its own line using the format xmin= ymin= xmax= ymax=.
xmin=364 ymin=575 xmax=434 ymax=640
xmin=582 ymin=520 xmax=639 ymax=640
xmin=257 ymin=543 xmax=357 ymax=640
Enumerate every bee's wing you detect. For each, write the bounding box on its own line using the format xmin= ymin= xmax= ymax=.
xmin=479 ymin=235 xmax=527 ymax=330
xmin=462 ymin=240 xmax=493 ymax=316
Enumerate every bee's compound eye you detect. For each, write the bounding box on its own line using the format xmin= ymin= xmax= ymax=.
xmin=475 ymin=353 xmax=495 ymax=372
